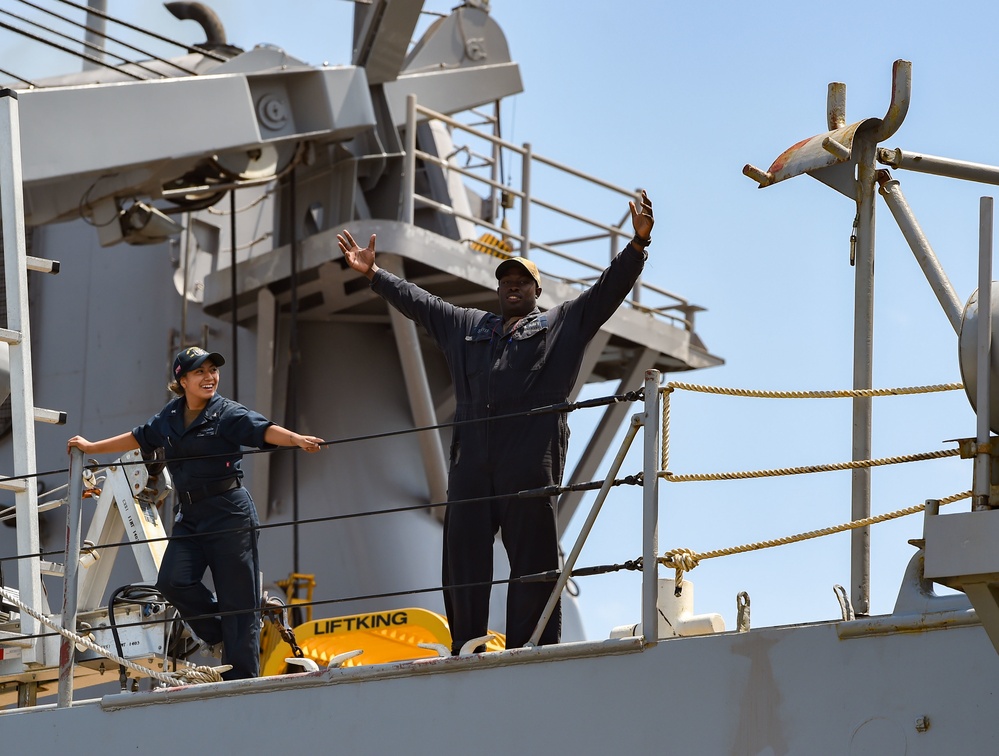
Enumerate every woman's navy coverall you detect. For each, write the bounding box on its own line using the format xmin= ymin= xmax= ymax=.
xmin=133 ymin=393 xmax=275 ymax=680
xmin=370 ymin=241 xmax=647 ymax=652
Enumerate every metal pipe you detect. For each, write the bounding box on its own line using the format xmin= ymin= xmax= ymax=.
xmin=58 ymin=449 xmax=85 ymax=707
xmin=54 ymin=0 xmax=229 ymax=62
xmin=527 ymin=412 xmax=642 ymax=647
xmin=922 ymin=498 xmax=940 ymax=539
xmin=877 ymin=173 xmax=964 ymax=333
xmin=851 ymin=136 xmax=877 ymax=616
xmin=381 ymin=256 xmax=449 ymax=506
xmin=822 ymin=137 xmax=851 ymax=161
xmin=490 ymin=100 xmax=500 ymax=226
xmin=827 ymin=82 xmax=846 ymax=130
xmin=975 ymin=197 xmax=993 ymax=510
xmin=642 ymin=369 xmax=661 ymax=645
xmin=82 ymin=0 xmax=107 ymax=71
xmin=836 ymin=607 xmax=980 ymax=638
xmin=878 ymin=147 xmax=999 ymax=186
xmin=402 ymin=94 xmax=417 ymax=224
xmin=415 ymin=149 xmax=523 ymax=197
xmin=229 ymin=189 xmax=239 ymax=401
xmin=414 ymin=102 xmax=639 ymax=197
xmin=870 ymin=59 xmax=911 ymax=142
xmin=520 ymin=142 xmax=531 ymax=258
xmin=288 ymin=168 xmax=301 ymax=573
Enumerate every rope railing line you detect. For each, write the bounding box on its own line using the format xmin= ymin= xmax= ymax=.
xmin=660 ymin=447 xmax=961 ymax=483
xmin=658 ymin=490 xmax=973 ymax=592
xmin=663 ymin=380 xmax=963 ymax=399
xmin=659 ymin=379 xmax=963 ymax=480
xmin=662 ymin=387 xmax=671 ymax=471
xmin=0 ymin=473 xmax=645 ymax=567
xmin=0 ymin=585 xmax=229 ymax=686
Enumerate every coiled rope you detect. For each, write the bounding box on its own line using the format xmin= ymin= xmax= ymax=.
xmin=0 ymin=586 xmax=230 ymax=686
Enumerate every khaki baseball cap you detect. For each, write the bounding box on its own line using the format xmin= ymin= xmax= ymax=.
xmin=495 ymin=257 xmax=541 ymax=288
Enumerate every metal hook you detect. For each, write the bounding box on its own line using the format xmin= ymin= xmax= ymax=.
xmin=870 ymin=59 xmax=911 ymax=142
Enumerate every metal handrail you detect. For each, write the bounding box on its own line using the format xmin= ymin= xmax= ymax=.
xmin=414 ymin=195 xmax=690 ymax=329
xmin=403 ymin=95 xmax=697 ymax=318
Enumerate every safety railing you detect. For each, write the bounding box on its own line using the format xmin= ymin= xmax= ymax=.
xmin=401 ymin=94 xmax=702 ymax=334
xmin=1 ymin=367 xmax=976 ymax=706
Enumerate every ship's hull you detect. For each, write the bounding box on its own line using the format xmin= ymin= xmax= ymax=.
xmin=1 ymin=616 xmax=993 ymax=754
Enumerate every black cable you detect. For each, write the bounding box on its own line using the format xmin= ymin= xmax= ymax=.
xmin=0 ymin=7 xmax=165 ymax=79
xmin=107 ymin=584 xmax=134 ymax=691
xmin=0 ymin=66 xmax=37 ymax=88
xmin=5 ymin=558 xmax=644 ymax=645
xmin=0 ymin=473 xmax=644 ymax=568
xmin=48 ymin=0 xmax=228 ymax=62
xmin=0 ymin=387 xmax=644 ymax=488
xmin=0 ymin=18 xmax=146 ymax=80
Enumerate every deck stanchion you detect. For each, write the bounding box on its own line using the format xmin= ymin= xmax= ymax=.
xmin=58 ymin=448 xmax=85 ymax=707
xmin=974 ymin=197 xmax=993 ymax=509
xmin=642 ymin=369 xmax=661 ymax=645
xmin=0 ymin=88 xmax=45 ymax=664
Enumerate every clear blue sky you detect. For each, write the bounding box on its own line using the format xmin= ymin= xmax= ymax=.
xmin=4 ymin=0 xmax=996 ymax=639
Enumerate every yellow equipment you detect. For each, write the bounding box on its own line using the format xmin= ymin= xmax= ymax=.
xmin=261 ymin=607 xmax=506 ymax=675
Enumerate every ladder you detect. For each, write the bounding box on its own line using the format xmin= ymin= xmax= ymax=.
xmin=0 ymin=88 xmax=66 ymax=674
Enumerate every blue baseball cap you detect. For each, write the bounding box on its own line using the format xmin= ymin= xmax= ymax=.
xmin=173 ymin=346 xmax=225 ymax=378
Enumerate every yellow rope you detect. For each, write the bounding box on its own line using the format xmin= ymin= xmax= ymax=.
xmin=0 ymin=586 xmax=231 ymax=687
xmin=659 ymin=490 xmax=972 ymax=591
xmin=663 ymin=380 xmax=963 ymax=399
xmin=660 ymin=447 xmax=961 ymax=482
xmin=651 ymin=379 xmax=969 ymax=593
xmin=661 ymin=387 xmax=672 ymax=472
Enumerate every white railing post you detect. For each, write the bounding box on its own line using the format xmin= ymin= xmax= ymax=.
xmin=974 ymin=197 xmax=993 ymax=509
xmin=520 ymin=142 xmax=531 ymax=258
xmin=58 ymin=449 xmax=85 ymax=707
xmin=642 ymin=369 xmax=661 ymax=646
xmin=0 ymin=88 xmax=45 ymax=664
xmin=401 ymin=94 xmax=417 ymax=224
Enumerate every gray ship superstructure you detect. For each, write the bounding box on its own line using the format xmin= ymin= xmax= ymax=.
xmin=3 ymin=4 xmax=999 ymax=755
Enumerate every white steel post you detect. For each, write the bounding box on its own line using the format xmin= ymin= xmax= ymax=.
xmin=0 ymin=89 xmax=45 ymax=663
xmin=402 ymin=94 xmax=417 ymax=224
xmin=851 ymin=136 xmax=876 ymax=617
xmin=974 ymin=197 xmax=993 ymax=509
xmin=642 ymin=369 xmax=661 ymax=646
xmin=520 ymin=142 xmax=531 ymax=258
xmin=58 ymin=449 xmax=85 ymax=707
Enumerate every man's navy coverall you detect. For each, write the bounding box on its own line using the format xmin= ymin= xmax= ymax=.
xmin=370 ymin=240 xmax=647 ymax=652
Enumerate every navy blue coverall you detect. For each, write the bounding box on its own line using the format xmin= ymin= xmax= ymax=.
xmin=133 ymin=393 xmax=275 ymax=680
xmin=371 ymin=241 xmax=647 ymax=652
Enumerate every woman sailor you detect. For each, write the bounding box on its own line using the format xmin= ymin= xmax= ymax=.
xmin=67 ymin=346 xmax=323 ymax=680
